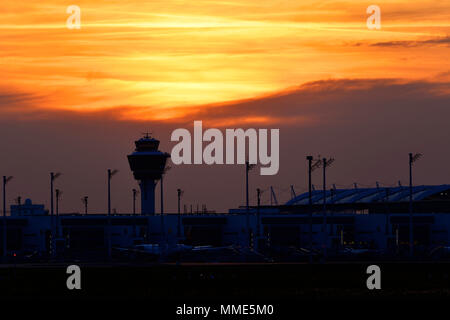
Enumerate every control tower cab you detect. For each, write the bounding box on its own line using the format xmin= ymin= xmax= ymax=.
xmin=127 ymin=134 xmax=170 ymax=215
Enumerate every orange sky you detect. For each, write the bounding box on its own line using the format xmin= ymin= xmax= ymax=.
xmin=1 ymin=0 xmax=449 ymax=122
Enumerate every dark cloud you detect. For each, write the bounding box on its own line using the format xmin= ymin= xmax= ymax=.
xmin=0 ymin=78 xmax=449 ymax=213
xmin=172 ymin=78 xmax=450 ymax=127
xmin=0 ymin=88 xmax=46 ymax=113
xmin=369 ymin=36 xmax=450 ymax=48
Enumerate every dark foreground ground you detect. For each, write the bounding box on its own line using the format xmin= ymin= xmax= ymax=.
xmin=0 ymin=262 xmax=449 ymax=315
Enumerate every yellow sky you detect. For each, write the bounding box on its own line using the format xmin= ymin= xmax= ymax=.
xmin=1 ymin=0 xmax=449 ymax=121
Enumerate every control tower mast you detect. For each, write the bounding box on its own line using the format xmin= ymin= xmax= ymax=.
xmin=127 ymin=133 xmax=170 ymax=215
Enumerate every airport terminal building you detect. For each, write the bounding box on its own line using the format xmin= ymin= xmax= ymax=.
xmin=1 ymin=185 xmax=450 ymax=260
xmin=1 ymin=136 xmax=450 ymax=260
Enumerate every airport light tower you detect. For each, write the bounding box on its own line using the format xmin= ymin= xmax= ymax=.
xmin=127 ymin=133 xmax=170 ymax=215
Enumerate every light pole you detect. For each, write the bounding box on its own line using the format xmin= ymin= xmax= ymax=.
xmin=160 ymin=166 xmax=171 ymax=248
xmin=177 ymin=188 xmax=183 ymax=238
xmin=107 ymin=169 xmax=118 ymax=259
xmin=50 ymin=172 xmax=61 ymax=257
xmin=256 ymin=188 xmax=261 ymax=237
xmin=161 ymin=166 xmax=171 ymax=215
xmin=322 ymin=157 xmax=335 ymax=261
xmin=82 ymin=196 xmax=88 ymax=215
xmin=306 ymin=156 xmax=321 ymax=263
xmin=306 ymin=156 xmax=313 ymax=262
xmin=409 ymin=153 xmax=422 ymax=257
xmin=245 ymin=161 xmax=255 ymax=247
xmin=245 ymin=161 xmax=256 ymax=211
xmin=3 ymin=176 xmax=13 ymax=259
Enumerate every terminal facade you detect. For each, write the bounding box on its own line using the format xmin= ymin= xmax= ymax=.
xmin=1 ymin=135 xmax=450 ymax=260
xmin=1 ymin=185 xmax=450 ymax=259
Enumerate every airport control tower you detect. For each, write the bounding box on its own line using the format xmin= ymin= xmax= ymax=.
xmin=127 ymin=134 xmax=170 ymax=215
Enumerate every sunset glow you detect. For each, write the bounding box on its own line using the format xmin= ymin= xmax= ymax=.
xmin=1 ymin=0 xmax=449 ymax=121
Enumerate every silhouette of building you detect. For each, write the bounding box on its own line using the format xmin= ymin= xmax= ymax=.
xmin=1 ymin=136 xmax=450 ymax=261
xmin=127 ymin=134 xmax=170 ymax=215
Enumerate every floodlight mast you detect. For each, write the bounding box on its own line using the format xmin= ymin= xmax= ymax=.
xmin=82 ymin=196 xmax=88 ymax=215
xmin=107 ymin=168 xmax=118 ymax=259
xmin=245 ymin=161 xmax=256 ymax=210
xmin=161 ymin=166 xmax=171 ymax=215
xmin=256 ymin=188 xmax=261 ymax=237
xmin=2 ymin=176 xmax=13 ymax=259
xmin=160 ymin=166 xmax=171 ymax=248
xmin=50 ymin=172 xmax=61 ymax=257
xmin=245 ymin=161 xmax=256 ymax=247
xmin=177 ymin=188 xmax=183 ymax=238
xmin=305 ymin=156 xmax=324 ymax=262
xmin=322 ymin=157 xmax=335 ymax=261
xmin=409 ymin=152 xmax=422 ymax=257
xmin=306 ymin=156 xmax=313 ymax=263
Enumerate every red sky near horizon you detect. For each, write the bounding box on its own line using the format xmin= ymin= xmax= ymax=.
xmin=1 ymin=0 xmax=449 ymax=124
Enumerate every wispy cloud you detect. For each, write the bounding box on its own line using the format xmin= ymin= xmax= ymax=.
xmin=0 ymin=88 xmax=48 ymax=114
xmin=4 ymin=78 xmax=448 ymax=127
xmin=369 ymin=36 xmax=450 ymax=47
xmin=1 ymin=1 xmax=449 ymax=120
